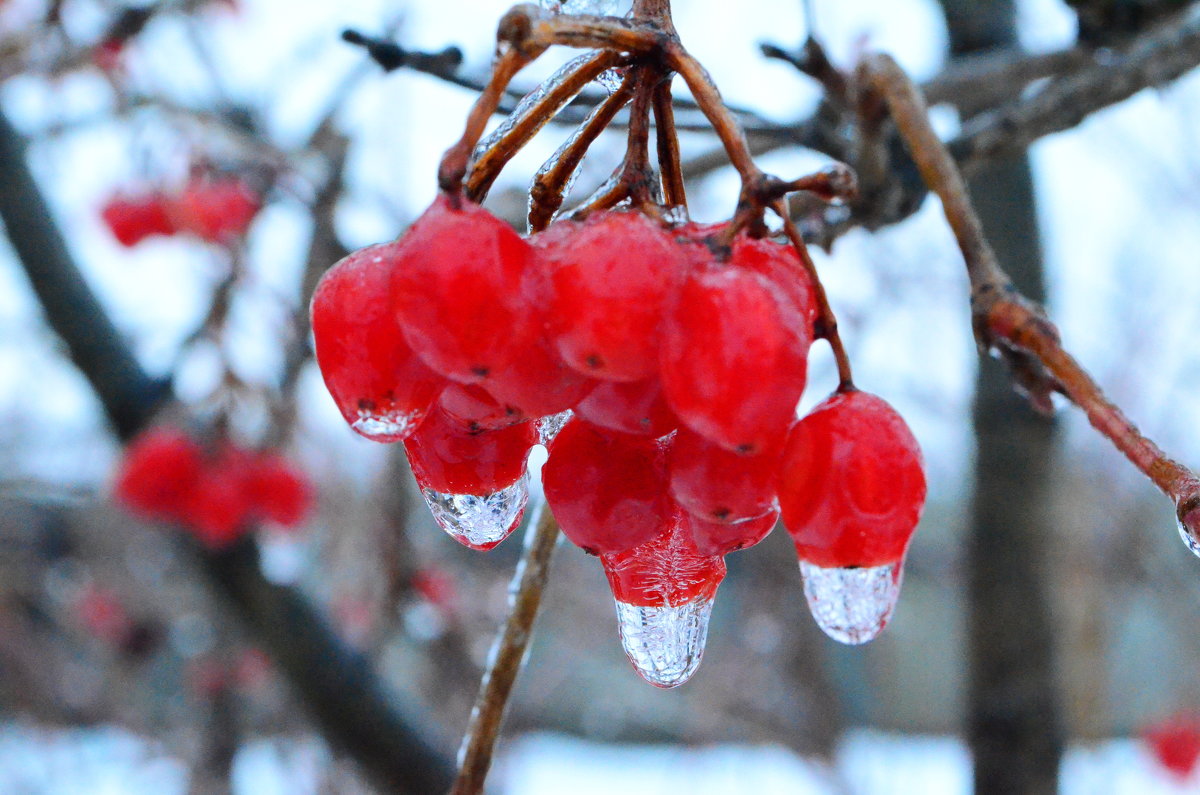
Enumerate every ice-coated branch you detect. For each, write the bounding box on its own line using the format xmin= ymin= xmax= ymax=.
xmin=0 ymin=107 xmax=456 ymax=794
xmin=450 ymin=505 xmax=561 ymax=795
xmin=857 ymin=52 xmax=1200 ymax=542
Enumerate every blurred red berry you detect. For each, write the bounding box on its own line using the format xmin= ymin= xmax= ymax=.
xmin=101 ymin=194 xmax=176 ymax=247
xmin=114 ymin=426 xmax=204 ymax=520
xmin=250 ymin=452 xmax=313 ymax=528
xmin=1145 ymin=712 xmax=1200 ymax=780
xmin=173 ymin=176 xmax=261 ymax=243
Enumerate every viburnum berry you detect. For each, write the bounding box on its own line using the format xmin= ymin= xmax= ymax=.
xmin=404 ymin=404 xmax=536 ymax=496
xmin=686 ymin=507 xmax=778 ymax=557
xmin=601 ymin=516 xmax=726 ymax=608
xmin=778 ymin=389 xmax=926 ymax=569
xmin=174 ymin=176 xmax=261 ymax=243
xmin=1144 ymin=712 xmax=1200 ymax=780
xmin=391 ymin=194 xmax=538 ymax=384
xmin=311 ymin=242 xmax=445 ymax=442
xmin=437 ymin=382 xmax=527 ymax=433
xmin=481 ymin=335 xmax=596 ymax=418
xmin=182 ymin=444 xmax=256 ymax=547
xmin=249 ymin=451 xmax=314 ymax=528
xmin=668 ymin=426 xmax=782 ymax=524
xmin=574 ymin=377 xmax=678 ymax=438
xmin=660 ymin=263 xmax=811 ymax=455
xmin=114 ymin=426 xmax=204 ymax=519
xmin=101 ymin=193 xmax=177 ymax=248
xmin=538 ymin=210 xmax=689 ymax=382
xmin=542 ymin=418 xmax=672 ymax=555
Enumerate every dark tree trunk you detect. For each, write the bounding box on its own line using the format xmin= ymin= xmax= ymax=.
xmin=938 ymin=1 xmax=1067 ymax=792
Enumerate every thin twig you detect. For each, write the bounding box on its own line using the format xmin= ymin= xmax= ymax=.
xmin=450 ymin=506 xmax=561 ymax=795
xmin=652 ymin=78 xmax=687 ymax=208
xmin=858 ymin=52 xmax=1200 ymax=538
xmin=528 ymin=72 xmax=636 ymax=232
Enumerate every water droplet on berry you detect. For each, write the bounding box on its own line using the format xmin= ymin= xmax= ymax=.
xmin=799 ymin=560 xmax=902 ymax=645
xmin=537 ymin=410 xmax=573 ymax=445
xmin=1178 ymin=519 xmax=1200 ymax=558
xmin=351 ymin=407 xmax=423 ymax=442
xmin=420 ymin=475 xmax=529 ymax=551
xmin=613 ymin=595 xmax=713 ymax=688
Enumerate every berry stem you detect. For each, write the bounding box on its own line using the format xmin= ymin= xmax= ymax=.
xmin=622 ymin=66 xmax=658 ymax=207
xmin=466 ymin=49 xmax=624 ymax=203
xmin=775 ymin=201 xmax=855 ymax=390
xmin=857 ymin=52 xmax=1200 ymax=538
xmin=652 ymin=78 xmax=687 ymax=209
xmin=450 ymin=505 xmax=561 ymax=795
xmin=528 ymin=71 xmax=636 ymax=232
xmin=439 ymin=47 xmax=531 ymax=196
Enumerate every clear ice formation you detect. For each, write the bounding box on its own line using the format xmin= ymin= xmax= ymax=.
xmin=421 ymin=474 xmax=529 ymax=550
xmin=538 ymin=0 xmax=629 ymax=15
xmin=799 ymin=560 xmax=902 ymax=645
xmin=351 ymin=407 xmax=421 ymax=442
xmin=613 ymin=596 xmax=714 ymax=688
xmin=1178 ymin=519 xmax=1200 ymax=558
xmin=536 ymin=410 xmax=573 ymax=446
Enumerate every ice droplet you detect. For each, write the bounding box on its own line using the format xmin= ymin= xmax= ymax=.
xmin=1177 ymin=519 xmax=1200 ymax=558
xmin=351 ymin=407 xmax=421 ymax=443
xmin=613 ymin=596 xmax=713 ymax=688
xmin=421 ymin=475 xmax=529 ymax=550
xmin=799 ymin=560 xmax=902 ymax=645
xmin=595 ymin=66 xmax=626 ymax=94
xmin=537 ymin=410 xmax=573 ymax=445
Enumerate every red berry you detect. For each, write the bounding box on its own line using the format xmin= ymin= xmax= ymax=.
xmin=391 ymin=194 xmax=537 ymax=384
xmin=249 ymin=452 xmax=313 ymax=528
xmin=574 ymin=377 xmax=677 ymax=437
xmin=101 ymin=194 xmax=176 ymax=247
xmin=668 ymin=426 xmax=782 ymax=523
xmin=311 ymin=243 xmax=445 ymax=442
xmin=437 ymin=382 xmax=527 ymax=433
xmin=686 ymin=507 xmax=778 ymax=557
xmin=539 ymin=211 xmax=689 ymax=382
xmin=411 ymin=566 xmax=458 ymax=612
xmin=183 ymin=444 xmax=256 ymax=548
xmin=404 ymin=405 xmax=536 ymax=495
xmin=174 ymin=177 xmax=261 ymax=243
xmin=542 ymin=418 xmax=671 ymax=555
xmin=660 ymin=265 xmax=810 ymax=455
xmin=114 ymin=426 xmax=204 ymax=519
xmin=778 ymin=390 xmax=926 ymax=569
xmin=728 ymin=231 xmax=818 ymax=329
xmin=601 ymin=513 xmax=726 ymax=607
xmin=482 ymin=335 xmax=596 ymax=418
xmin=1145 ymin=712 xmax=1200 ymax=780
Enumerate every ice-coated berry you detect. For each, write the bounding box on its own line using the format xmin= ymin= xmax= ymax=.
xmin=482 ymin=335 xmax=596 ymax=418
xmin=539 ymin=211 xmax=689 ymax=382
xmin=574 ymin=377 xmax=677 ymax=437
xmin=686 ymin=508 xmax=778 ymax=557
xmin=542 ymin=418 xmax=671 ymax=555
xmin=311 ymin=243 xmax=445 ymax=442
xmin=404 ymin=405 xmax=536 ymax=495
xmin=660 ymin=266 xmax=810 ymax=455
xmin=437 ymin=383 xmax=527 ymax=433
xmin=601 ymin=513 xmax=726 ymax=607
xmin=101 ymin=194 xmax=176 ymax=247
xmin=728 ymin=231 xmax=818 ymax=328
xmin=114 ymin=426 xmax=204 ymax=519
xmin=668 ymin=427 xmax=781 ymax=523
xmin=778 ymin=390 xmax=926 ymax=569
xmin=391 ymin=194 xmax=538 ymax=384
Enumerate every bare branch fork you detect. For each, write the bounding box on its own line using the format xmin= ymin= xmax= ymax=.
xmin=856 ymin=53 xmax=1200 ymax=541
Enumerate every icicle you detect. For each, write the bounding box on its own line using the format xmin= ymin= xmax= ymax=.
xmin=1178 ymin=519 xmax=1200 ymax=558
xmin=421 ymin=474 xmax=529 ymax=550
xmin=351 ymin=406 xmax=423 ymax=443
xmin=799 ymin=560 xmax=902 ymax=645
xmin=613 ymin=595 xmax=713 ymax=688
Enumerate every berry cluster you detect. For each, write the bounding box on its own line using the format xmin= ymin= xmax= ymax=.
xmin=114 ymin=426 xmax=313 ymax=548
xmin=312 ymin=193 xmax=927 ymax=686
xmin=101 ymin=176 xmax=261 ymax=248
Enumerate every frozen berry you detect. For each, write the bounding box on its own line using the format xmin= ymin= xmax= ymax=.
xmin=778 ymin=390 xmax=926 ymax=568
xmin=668 ymin=426 xmax=781 ymax=523
xmin=311 ymin=243 xmax=445 ymax=442
xmin=539 ymin=211 xmax=689 ymax=382
xmin=601 ymin=514 xmax=726 ymax=607
xmin=574 ymin=377 xmax=678 ymax=437
xmin=686 ymin=507 xmax=778 ymax=557
xmin=404 ymin=405 xmax=536 ymax=495
xmin=542 ymin=418 xmax=671 ymax=555
xmin=660 ymin=265 xmax=810 ymax=455
xmin=391 ymin=194 xmax=538 ymax=384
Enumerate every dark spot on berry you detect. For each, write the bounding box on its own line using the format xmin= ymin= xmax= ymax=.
xmin=713 ymin=508 xmax=730 ymax=521
xmin=586 ymin=354 xmax=604 ymax=370
xmin=358 ymin=398 xmax=375 ymax=411
xmin=582 ymin=546 xmax=598 ymax=556
xmin=736 ymin=443 xmax=755 ymax=455
xmin=472 ymin=366 xmax=490 ymax=378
